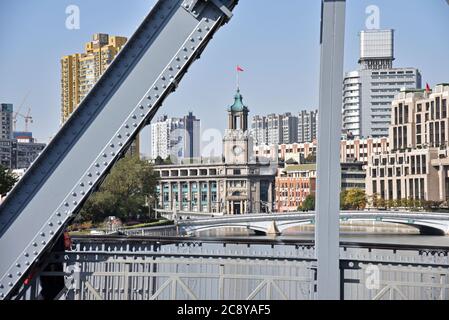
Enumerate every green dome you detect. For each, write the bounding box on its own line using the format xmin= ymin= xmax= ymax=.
xmin=229 ymin=88 xmax=247 ymax=112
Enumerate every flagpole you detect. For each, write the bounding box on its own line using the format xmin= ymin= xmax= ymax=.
xmin=236 ymin=66 xmax=239 ymax=89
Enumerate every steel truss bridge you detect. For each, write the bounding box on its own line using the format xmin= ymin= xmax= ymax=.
xmin=167 ymin=211 xmax=449 ymax=236
xmin=1 ymin=0 xmax=448 ymax=300
xmin=17 ymin=237 xmax=449 ymax=300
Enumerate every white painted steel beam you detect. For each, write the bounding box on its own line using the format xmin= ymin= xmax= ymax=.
xmin=315 ymin=0 xmax=346 ymax=300
xmin=0 ymin=0 xmax=238 ymax=299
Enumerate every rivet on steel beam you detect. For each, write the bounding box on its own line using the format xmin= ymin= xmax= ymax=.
xmin=72 ymin=192 xmax=77 ymax=197
xmin=33 ymin=242 xmax=37 ymax=247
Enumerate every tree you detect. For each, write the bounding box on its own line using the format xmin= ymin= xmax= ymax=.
xmin=340 ymin=189 xmax=367 ymax=210
xmin=0 ymin=165 xmax=18 ymax=196
xmin=304 ymin=153 xmax=316 ymax=164
xmin=300 ymin=194 xmax=315 ymax=211
xmin=78 ymin=155 xmax=158 ymax=223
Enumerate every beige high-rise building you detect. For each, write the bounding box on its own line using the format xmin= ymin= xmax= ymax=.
xmin=60 ymin=33 xmax=140 ymax=156
xmin=60 ymin=33 xmax=127 ymax=124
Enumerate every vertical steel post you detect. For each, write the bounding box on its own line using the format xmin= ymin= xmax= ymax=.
xmin=315 ymin=0 xmax=346 ymax=300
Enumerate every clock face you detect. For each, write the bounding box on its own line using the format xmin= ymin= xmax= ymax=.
xmin=233 ymin=145 xmax=243 ymax=156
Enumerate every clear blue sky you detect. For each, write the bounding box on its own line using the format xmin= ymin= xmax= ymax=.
xmin=1 ymin=0 xmax=448 ymax=156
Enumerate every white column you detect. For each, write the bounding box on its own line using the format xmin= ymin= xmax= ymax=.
xmin=439 ymin=165 xmax=446 ymax=202
xmin=315 ymin=0 xmax=346 ymax=300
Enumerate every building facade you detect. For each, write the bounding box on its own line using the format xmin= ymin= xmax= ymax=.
xmin=251 ymin=110 xmax=316 ymax=146
xmin=342 ymin=29 xmax=422 ymax=138
xmin=0 ymin=138 xmax=46 ymax=170
xmin=150 ymin=112 xmax=200 ymax=160
xmin=61 ymin=33 xmax=127 ymax=124
xmin=254 ymin=137 xmax=389 ymax=166
xmin=275 ymin=163 xmax=316 ymax=212
xmin=60 ymin=33 xmax=140 ymax=156
xmin=154 ymin=89 xmax=276 ymax=214
xmin=1 ymin=104 xmax=13 ymax=139
xmin=366 ymin=84 xmax=449 ymax=202
xmin=251 ymin=115 xmax=267 ymax=146
xmin=298 ymin=110 xmax=318 ymax=143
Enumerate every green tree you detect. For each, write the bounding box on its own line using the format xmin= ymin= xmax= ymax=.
xmin=304 ymin=153 xmax=316 ymax=164
xmin=79 ymin=156 xmax=158 ymax=223
xmin=0 ymin=165 xmax=18 ymax=196
xmin=341 ymin=189 xmax=367 ymax=210
xmin=300 ymin=194 xmax=315 ymax=211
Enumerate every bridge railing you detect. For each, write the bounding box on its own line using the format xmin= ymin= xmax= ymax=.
xmin=12 ymin=237 xmax=449 ymax=300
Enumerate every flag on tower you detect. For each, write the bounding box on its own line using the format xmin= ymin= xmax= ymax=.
xmin=426 ymin=83 xmax=431 ymax=94
xmin=236 ymin=65 xmax=244 ymax=72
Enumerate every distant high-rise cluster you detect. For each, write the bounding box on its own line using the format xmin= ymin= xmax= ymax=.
xmin=61 ymin=33 xmax=127 ymax=124
xmin=0 ymin=103 xmax=45 ymax=170
xmin=342 ymin=29 xmax=422 ymax=139
xmin=251 ymin=110 xmax=317 ymax=146
xmin=150 ymin=112 xmax=201 ymax=160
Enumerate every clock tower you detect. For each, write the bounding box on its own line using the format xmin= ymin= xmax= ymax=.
xmin=223 ymin=88 xmax=251 ymax=164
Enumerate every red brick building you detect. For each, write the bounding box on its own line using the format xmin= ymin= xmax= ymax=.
xmin=275 ymin=164 xmax=316 ymax=212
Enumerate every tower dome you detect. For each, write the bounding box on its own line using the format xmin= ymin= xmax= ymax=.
xmin=228 ymin=88 xmax=248 ymax=113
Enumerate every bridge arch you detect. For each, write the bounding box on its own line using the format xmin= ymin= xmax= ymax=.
xmin=276 ymin=218 xmax=448 ymax=236
xmin=181 ymin=223 xmax=268 ymax=236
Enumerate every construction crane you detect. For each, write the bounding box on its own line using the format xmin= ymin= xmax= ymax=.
xmin=0 ymin=0 xmax=345 ymax=300
xmin=12 ymin=91 xmax=31 ymax=131
xmin=13 ymin=107 xmax=33 ymax=132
